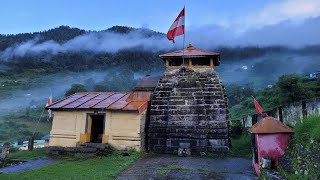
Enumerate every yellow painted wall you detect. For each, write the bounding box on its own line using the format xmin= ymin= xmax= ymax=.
xmin=49 ymin=110 xmax=145 ymax=151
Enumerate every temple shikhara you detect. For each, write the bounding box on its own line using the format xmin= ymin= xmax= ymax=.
xmin=46 ymin=43 xmax=230 ymax=154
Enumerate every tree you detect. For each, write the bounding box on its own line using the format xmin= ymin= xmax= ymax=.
xmin=225 ymin=83 xmax=254 ymax=107
xmin=277 ymin=74 xmax=310 ymax=103
xmin=65 ymin=84 xmax=87 ymax=97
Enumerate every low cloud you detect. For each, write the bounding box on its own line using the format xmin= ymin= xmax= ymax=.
xmin=1 ymin=13 xmax=320 ymax=60
xmin=240 ymin=0 xmax=320 ymax=31
xmin=0 ymin=30 xmax=178 ymax=60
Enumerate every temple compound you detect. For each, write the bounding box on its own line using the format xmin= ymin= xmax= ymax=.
xmin=46 ymin=43 xmax=230 ymax=154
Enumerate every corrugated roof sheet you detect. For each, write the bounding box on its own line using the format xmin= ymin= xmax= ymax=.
xmin=159 ymin=44 xmax=219 ymax=58
xmin=46 ymin=91 xmax=151 ymax=113
xmin=134 ymin=75 xmax=161 ymax=91
xmin=249 ymin=116 xmax=293 ymax=134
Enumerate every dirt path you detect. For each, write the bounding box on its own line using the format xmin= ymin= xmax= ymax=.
xmin=117 ymin=155 xmax=257 ymax=180
xmin=0 ymin=158 xmax=56 ymax=173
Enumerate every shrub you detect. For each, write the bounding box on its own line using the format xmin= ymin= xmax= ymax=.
xmin=294 ymin=116 xmax=320 ymax=142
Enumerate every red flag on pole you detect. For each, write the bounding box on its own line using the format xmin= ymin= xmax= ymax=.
xmin=167 ymin=7 xmax=185 ymax=43
xmin=253 ymin=97 xmax=268 ymax=117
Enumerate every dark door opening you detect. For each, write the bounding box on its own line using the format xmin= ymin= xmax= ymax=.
xmin=90 ymin=115 xmax=105 ymax=143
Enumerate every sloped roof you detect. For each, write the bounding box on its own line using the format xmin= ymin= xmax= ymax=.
xmin=249 ymin=116 xmax=293 ymax=134
xmin=160 ymin=43 xmax=219 ymax=58
xmin=133 ymin=75 xmax=161 ymax=91
xmin=46 ymin=91 xmax=151 ymax=113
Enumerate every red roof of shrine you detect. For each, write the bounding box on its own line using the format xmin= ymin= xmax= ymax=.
xmin=249 ymin=116 xmax=293 ymax=134
xmin=46 ymin=91 xmax=151 ymax=113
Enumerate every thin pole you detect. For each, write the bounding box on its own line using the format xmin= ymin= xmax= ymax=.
xmin=182 ymin=5 xmax=186 ymax=67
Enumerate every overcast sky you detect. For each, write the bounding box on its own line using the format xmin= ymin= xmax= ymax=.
xmin=1 ymin=0 xmax=320 ymax=34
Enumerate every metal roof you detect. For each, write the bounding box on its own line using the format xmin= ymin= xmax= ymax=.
xmin=159 ymin=43 xmax=219 ymax=58
xmin=46 ymin=91 xmax=151 ymax=113
xmin=133 ymin=75 xmax=161 ymax=91
xmin=249 ymin=116 xmax=293 ymax=134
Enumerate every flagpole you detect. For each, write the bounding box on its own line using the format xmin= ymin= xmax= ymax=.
xmin=182 ymin=5 xmax=185 ymax=67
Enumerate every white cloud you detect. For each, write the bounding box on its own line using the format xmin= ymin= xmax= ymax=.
xmin=240 ymin=0 xmax=320 ymax=31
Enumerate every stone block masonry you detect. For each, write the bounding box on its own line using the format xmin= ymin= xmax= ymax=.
xmin=148 ymin=67 xmax=230 ymax=153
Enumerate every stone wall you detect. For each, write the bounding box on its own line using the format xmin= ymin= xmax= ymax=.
xmin=241 ymin=97 xmax=320 ymax=127
xmin=148 ymin=67 xmax=229 ymax=153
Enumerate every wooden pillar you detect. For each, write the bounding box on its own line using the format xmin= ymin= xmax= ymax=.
xmin=188 ymin=59 xmax=192 ymax=67
xmin=210 ymin=58 xmax=214 ymax=67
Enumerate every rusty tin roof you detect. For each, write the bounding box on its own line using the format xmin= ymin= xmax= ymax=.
xmin=159 ymin=43 xmax=219 ymax=58
xmin=46 ymin=91 xmax=151 ymax=113
xmin=249 ymin=116 xmax=293 ymax=134
xmin=134 ymin=75 xmax=161 ymax=91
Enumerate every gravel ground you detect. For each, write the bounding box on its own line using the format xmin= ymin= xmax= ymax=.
xmin=117 ymin=154 xmax=257 ymax=180
xmin=0 ymin=158 xmax=56 ymax=173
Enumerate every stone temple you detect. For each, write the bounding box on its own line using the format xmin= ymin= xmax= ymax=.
xmin=148 ymin=42 xmax=230 ymax=153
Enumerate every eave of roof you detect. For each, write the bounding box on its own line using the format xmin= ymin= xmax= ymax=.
xmin=159 ymin=47 xmax=219 ymax=58
xmin=46 ymin=91 xmax=151 ymax=113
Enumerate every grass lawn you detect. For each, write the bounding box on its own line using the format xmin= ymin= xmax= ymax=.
xmin=8 ymin=148 xmax=47 ymax=160
xmin=0 ymin=151 xmax=140 ymax=180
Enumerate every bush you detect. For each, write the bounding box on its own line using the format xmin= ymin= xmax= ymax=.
xmin=230 ymin=120 xmax=243 ymax=137
xmin=294 ymin=116 xmax=320 ymax=142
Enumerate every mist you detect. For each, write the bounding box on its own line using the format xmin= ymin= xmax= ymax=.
xmin=0 ymin=68 xmax=161 ymax=121
xmin=1 ymin=16 xmax=320 ymax=60
xmin=0 ymin=29 xmax=175 ymax=60
xmin=216 ymin=52 xmax=320 ymax=88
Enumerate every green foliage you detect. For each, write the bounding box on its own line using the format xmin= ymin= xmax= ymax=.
xmin=0 ymin=109 xmax=51 ymax=142
xmin=278 ymin=116 xmax=320 ymax=179
xmin=225 ymin=83 xmax=254 ymax=107
xmin=229 ymin=74 xmax=320 ymax=119
xmin=65 ymin=84 xmax=87 ymax=97
xmin=104 ymin=69 xmax=138 ymax=92
xmin=230 ymin=120 xmax=243 ymax=137
xmin=0 ymin=150 xmax=140 ymax=180
xmin=231 ymin=134 xmax=252 ymax=159
xmin=277 ymin=74 xmax=312 ymax=103
xmin=208 ymin=134 xmax=252 ymax=159
xmin=294 ymin=116 xmax=320 ymax=142
xmin=8 ymin=148 xmax=47 ymax=160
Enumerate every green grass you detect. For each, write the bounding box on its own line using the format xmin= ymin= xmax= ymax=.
xmin=8 ymin=148 xmax=47 ymax=160
xmin=231 ymin=134 xmax=252 ymax=158
xmin=294 ymin=115 xmax=320 ymax=142
xmin=208 ymin=134 xmax=252 ymax=159
xmin=0 ymin=151 xmax=140 ymax=180
xmin=155 ymin=165 xmax=190 ymax=171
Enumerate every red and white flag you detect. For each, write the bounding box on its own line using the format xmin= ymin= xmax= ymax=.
xmin=167 ymin=7 xmax=185 ymax=43
xmin=46 ymin=95 xmax=52 ymax=121
xmin=253 ymin=97 xmax=268 ymax=117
